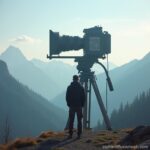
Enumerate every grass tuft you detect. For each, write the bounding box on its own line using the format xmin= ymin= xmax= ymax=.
xmin=0 ymin=145 xmax=7 ymax=150
xmin=39 ymin=131 xmax=65 ymax=139
xmin=7 ymin=138 xmax=37 ymax=149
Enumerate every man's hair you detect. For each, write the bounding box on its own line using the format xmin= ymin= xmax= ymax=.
xmin=73 ymin=75 xmax=79 ymax=81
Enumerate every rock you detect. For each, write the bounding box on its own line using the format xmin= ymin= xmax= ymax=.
xmin=118 ymin=125 xmax=150 ymax=146
xmin=139 ymin=139 xmax=150 ymax=149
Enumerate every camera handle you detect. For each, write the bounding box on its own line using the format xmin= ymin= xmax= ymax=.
xmin=96 ymin=61 xmax=114 ymax=91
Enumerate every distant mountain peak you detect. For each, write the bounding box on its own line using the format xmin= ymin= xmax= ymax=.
xmin=2 ymin=45 xmax=26 ymax=59
xmin=0 ymin=46 xmax=27 ymax=65
xmin=8 ymin=45 xmax=18 ymax=49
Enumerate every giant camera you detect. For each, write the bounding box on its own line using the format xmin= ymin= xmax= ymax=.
xmin=48 ymin=26 xmax=113 ymax=130
xmin=49 ymin=26 xmax=111 ymax=58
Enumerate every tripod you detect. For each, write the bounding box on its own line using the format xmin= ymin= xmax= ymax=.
xmin=80 ymin=70 xmax=112 ymax=130
xmin=65 ymin=60 xmax=113 ymax=131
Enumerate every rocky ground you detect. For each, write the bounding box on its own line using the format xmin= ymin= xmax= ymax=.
xmin=0 ymin=126 xmax=150 ymax=150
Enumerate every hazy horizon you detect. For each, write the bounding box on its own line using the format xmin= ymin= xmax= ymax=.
xmin=0 ymin=0 xmax=150 ymax=66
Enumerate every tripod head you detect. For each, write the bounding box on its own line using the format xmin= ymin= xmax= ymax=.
xmin=75 ymin=56 xmax=113 ymax=91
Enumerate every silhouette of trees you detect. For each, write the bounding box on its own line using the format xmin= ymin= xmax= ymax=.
xmin=96 ymin=89 xmax=150 ymax=130
xmin=111 ymin=89 xmax=150 ymax=129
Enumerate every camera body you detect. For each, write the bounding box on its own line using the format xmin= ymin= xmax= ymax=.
xmin=49 ymin=26 xmax=111 ymax=58
xmin=83 ymin=26 xmax=111 ymax=57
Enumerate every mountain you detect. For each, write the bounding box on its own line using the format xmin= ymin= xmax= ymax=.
xmin=0 ymin=46 xmax=60 ymax=100
xmin=91 ymin=51 xmax=150 ymax=125
xmin=31 ymin=59 xmax=78 ymax=91
xmin=0 ymin=60 xmax=67 ymax=140
xmin=0 ymin=46 xmax=117 ymax=102
xmin=101 ymin=51 xmax=150 ymax=111
xmin=51 ymin=51 xmax=150 ymax=126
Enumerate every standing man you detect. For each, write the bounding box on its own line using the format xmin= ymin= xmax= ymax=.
xmin=66 ymin=75 xmax=85 ymax=139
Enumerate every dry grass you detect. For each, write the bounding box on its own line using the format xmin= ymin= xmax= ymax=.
xmin=39 ymin=131 xmax=56 ymax=139
xmin=6 ymin=138 xmax=37 ymax=149
xmin=92 ymin=129 xmax=131 ymax=147
xmin=119 ymin=128 xmax=133 ymax=133
xmin=0 ymin=145 xmax=7 ymax=150
xmin=0 ymin=130 xmax=66 ymax=150
xmin=39 ymin=131 xmax=65 ymax=139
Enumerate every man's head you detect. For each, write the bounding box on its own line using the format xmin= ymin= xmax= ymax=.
xmin=73 ymin=75 xmax=79 ymax=82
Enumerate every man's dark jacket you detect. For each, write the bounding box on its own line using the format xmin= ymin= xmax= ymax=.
xmin=66 ymin=81 xmax=85 ymax=107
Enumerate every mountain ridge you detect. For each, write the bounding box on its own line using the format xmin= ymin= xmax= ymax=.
xmin=0 ymin=46 xmax=60 ymax=100
xmin=0 ymin=60 xmax=67 ymax=140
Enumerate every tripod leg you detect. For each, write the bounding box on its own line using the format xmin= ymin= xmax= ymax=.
xmin=88 ymin=80 xmax=92 ymax=129
xmin=91 ymin=76 xmax=112 ymax=130
xmin=83 ymin=81 xmax=88 ymax=128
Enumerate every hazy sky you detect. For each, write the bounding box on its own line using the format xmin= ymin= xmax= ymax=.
xmin=0 ymin=0 xmax=150 ymax=66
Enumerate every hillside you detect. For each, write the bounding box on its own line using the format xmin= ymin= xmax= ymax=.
xmin=110 ymin=89 xmax=150 ymax=129
xmin=96 ymin=51 xmax=150 ymax=112
xmin=0 ymin=46 xmax=60 ymax=100
xmin=0 ymin=60 xmax=67 ymax=141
